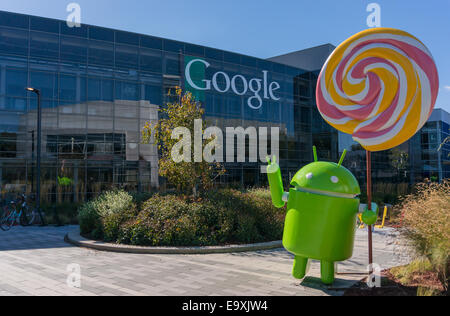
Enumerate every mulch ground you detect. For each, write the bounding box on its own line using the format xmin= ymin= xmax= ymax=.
xmin=343 ymin=269 xmax=447 ymax=296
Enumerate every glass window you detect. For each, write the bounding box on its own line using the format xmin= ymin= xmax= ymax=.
xmin=257 ymin=60 xmax=272 ymax=71
xmin=145 ymin=85 xmax=162 ymax=105
xmin=164 ymin=53 xmax=180 ymax=76
xmin=0 ymin=132 xmax=17 ymax=158
xmin=300 ymin=80 xmax=311 ymax=98
xmin=89 ymin=40 xmax=114 ymax=67
xmin=116 ymin=31 xmax=139 ymax=46
xmin=61 ymin=23 xmax=88 ymax=37
xmin=0 ymin=28 xmax=29 ymax=56
xmin=59 ymin=75 xmax=78 ymax=101
xmin=0 ymin=112 xmax=22 ymax=132
xmin=87 ymin=78 xmax=100 ymax=101
xmin=102 ymin=79 xmax=113 ymax=101
xmin=89 ymin=26 xmax=114 ymax=42
xmin=204 ymin=93 xmax=214 ymax=115
xmin=228 ymin=96 xmax=241 ymax=116
xmin=286 ymin=66 xmax=305 ymax=78
xmin=300 ymin=107 xmax=311 ymax=124
xmin=268 ymin=102 xmax=280 ymax=122
xmin=88 ymin=77 xmax=113 ymax=101
xmin=115 ymin=44 xmax=139 ymax=69
xmin=213 ymin=95 xmax=225 ymax=116
xmin=163 ymin=40 xmax=184 ymax=53
xmin=115 ymin=81 xmax=139 ymax=101
xmin=298 ymin=72 xmax=310 ymax=80
xmin=241 ymin=56 xmax=257 ymax=68
xmin=185 ymin=44 xmax=204 ymax=57
xmin=1 ymin=162 xmax=27 ymax=192
xmin=114 ymin=68 xmax=138 ymax=81
xmin=61 ymin=36 xmax=88 ymax=64
xmin=80 ymin=77 xmax=87 ymax=101
xmin=0 ymin=11 xmax=29 ymax=29
xmin=140 ymin=48 xmax=162 ymax=73
xmin=30 ymin=16 xmax=59 ymax=33
xmin=59 ymin=100 xmax=86 ymax=114
xmin=30 ymin=98 xmax=57 ymax=110
xmin=30 ymin=71 xmax=57 ymax=99
xmin=205 ymin=48 xmax=223 ymax=61
xmin=223 ymin=52 xmax=241 ymax=64
xmin=254 ymin=100 xmax=268 ymax=121
xmin=6 ymin=68 xmax=27 ymax=97
xmin=272 ymin=63 xmax=286 ymax=74
xmin=140 ymin=36 xmax=162 ymax=50
xmin=140 ymin=72 xmax=162 ymax=86
xmin=5 ymin=97 xmax=27 ymax=111
xmin=30 ymin=31 xmax=59 ymax=60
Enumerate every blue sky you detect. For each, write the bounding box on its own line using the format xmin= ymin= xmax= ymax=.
xmin=1 ymin=0 xmax=449 ymax=112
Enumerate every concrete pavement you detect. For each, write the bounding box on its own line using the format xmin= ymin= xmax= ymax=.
xmin=0 ymin=226 xmax=411 ymax=296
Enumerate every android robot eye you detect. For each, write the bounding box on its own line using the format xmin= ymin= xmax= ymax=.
xmin=331 ymin=176 xmax=339 ymax=184
xmin=306 ymin=173 xmax=313 ymax=180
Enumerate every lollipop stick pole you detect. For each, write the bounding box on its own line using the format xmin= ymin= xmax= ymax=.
xmin=366 ymin=150 xmax=374 ymax=274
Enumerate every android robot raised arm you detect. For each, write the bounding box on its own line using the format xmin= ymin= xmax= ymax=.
xmin=267 ymin=147 xmax=378 ymax=285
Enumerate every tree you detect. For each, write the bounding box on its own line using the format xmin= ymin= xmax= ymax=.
xmin=142 ymin=87 xmax=225 ymax=196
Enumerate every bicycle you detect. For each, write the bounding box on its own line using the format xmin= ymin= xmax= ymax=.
xmin=0 ymin=194 xmax=36 ymax=231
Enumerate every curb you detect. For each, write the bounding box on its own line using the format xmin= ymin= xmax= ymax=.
xmin=65 ymin=229 xmax=283 ymax=255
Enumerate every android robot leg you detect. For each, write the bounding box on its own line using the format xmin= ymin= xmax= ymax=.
xmin=292 ymin=256 xmax=308 ymax=279
xmin=320 ymin=261 xmax=335 ymax=285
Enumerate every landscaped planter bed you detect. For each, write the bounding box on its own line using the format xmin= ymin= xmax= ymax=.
xmin=78 ymin=189 xmax=285 ymax=247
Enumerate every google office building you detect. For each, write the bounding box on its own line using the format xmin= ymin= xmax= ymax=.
xmin=0 ymin=10 xmax=447 ymax=203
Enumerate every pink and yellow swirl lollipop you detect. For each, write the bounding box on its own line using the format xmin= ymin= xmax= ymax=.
xmin=316 ymin=28 xmax=439 ymax=152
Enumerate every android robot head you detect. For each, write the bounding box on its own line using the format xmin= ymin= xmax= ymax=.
xmin=290 ymin=147 xmax=361 ymax=199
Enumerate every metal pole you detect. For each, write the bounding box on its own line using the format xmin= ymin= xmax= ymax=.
xmin=35 ymin=90 xmax=45 ymax=225
xmin=27 ymin=88 xmax=46 ymax=225
xmin=366 ymin=151 xmax=373 ymax=273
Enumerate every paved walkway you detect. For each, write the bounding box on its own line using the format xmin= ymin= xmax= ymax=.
xmin=0 ymin=226 xmax=410 ymax=296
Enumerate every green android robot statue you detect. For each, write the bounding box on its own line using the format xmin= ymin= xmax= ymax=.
xmin=267 ymin=147 xmax=377 ymax=285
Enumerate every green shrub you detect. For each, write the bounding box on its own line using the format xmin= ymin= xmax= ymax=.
xmin=78 ymin=190 xmax=137 ymax=241
xmin=398 ymin=181 xmax=450 ymax=292
xmin=82 ymin=188 xmax=285 ymax=247
xmin=42 ymin=202 xmax=81 ymax=225
xmin=78 ymin=200 xmax=103 ymax=239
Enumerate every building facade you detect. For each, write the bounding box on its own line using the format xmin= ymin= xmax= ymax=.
xmin=0 ymin=10 xmax=447 ymax=204
xmin=411 ymin=109 xmax=450 ymax=182
xmin=0 ymin=10 xmax=338 ymax=203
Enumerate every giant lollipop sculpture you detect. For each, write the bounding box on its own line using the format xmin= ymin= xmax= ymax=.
xmin=316 ymin=28 xmax=439 ymax=272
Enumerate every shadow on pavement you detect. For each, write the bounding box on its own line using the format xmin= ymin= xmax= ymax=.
xmin=0 ymin=226 xmax=76 ymax=251
xmin=299 ymin=276 xmax=357 ymax=296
